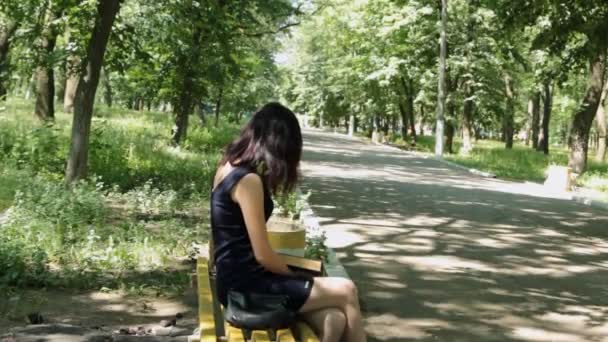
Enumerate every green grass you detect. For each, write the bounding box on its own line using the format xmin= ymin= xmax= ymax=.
xmin=391 ymin=134 xmax=608 ymax=191
xmin=0 ymin=97 xmax=240 ymax=292
xmin=446 ymin=141 xmax=569 ymax=182
xmin=0 ymin=168 xmax=23 ymax=211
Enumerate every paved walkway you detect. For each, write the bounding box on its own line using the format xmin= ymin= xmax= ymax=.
xmin=300 ymin=130 xmax=608 ymax=342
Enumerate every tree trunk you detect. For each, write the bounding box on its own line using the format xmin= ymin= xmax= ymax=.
xmin=537 ymin=81 xmax=552 ymax=154
xmin=596 ymin=81 xmax=607 ymax=162
xmin=568 ymin=50 xmax=606 ymax=174
xmin=525 ymin=92 xmax=541 ymax=147
xmin=419 ymin=104 xmax=424 ymax=136
xmin=407 ymin=79 xmax=417 ymax=143
xmin=319 ymin=112 xmax=324 ymax=129
xmin=445 ymin=121 xmax=455 ymax=154
xmin=382 ymin=116 xmax=389 ymax=135
xmin=171 ymin=20 xmax=204 ymax=145
xmin=504 ymin=73 xmax=515 ymax=149
xmin=65 ymin=0 xmax=121 ymax=184
xmin=530 ymin=91 xmax=541 ymax=149
xmin=0 ymin=20 xmax=17 ymax=100
xmin=101 ymin=68 xmax=112 ymax=107
xmin=215 ymin=85 xmax=223 ymax=127
xmin=56 ymin=67 xmax=67 ymax=104
xmin=196 ymin=102 xmax=206 ymax=126
xmin=525 ymin=99 xmax=533 ymax=146
xmin=436 ymin=0 xmax=448 ymax=156
xmin=348 ymin=114 xmax=355 ymax=136
xmin=171 ymin=74 xmax=193 ymax=145
xmin=64 ymin=68 xmax=79 ymax=113
xmin=398 ymin=101 xmax=408 ymax=139
xmin=35 ymin=6 xmax=60 ymax=121
xmin=461 ymin=82 xmax=474 ymax=154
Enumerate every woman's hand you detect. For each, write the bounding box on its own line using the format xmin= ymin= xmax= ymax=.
xmin=233 ymin=173 xmax=293 ymax=276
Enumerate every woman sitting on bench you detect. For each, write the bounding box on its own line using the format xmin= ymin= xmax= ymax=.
xmin=211 ymin=103 xmax=367 ymax=342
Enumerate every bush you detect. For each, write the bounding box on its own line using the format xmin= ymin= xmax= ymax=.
xmin=0 ymin=99 xmax=233 ymax=291
xmin=7 ymin=177 xmax=107 ymax=252
xmin=13 ymin=177 xmax=107 ymax=230
xmin=0 ymin=237 xmax=49 ymax=287
xmin=184 ymin=122 xmax=240 ymax=153
xmin=1 ymin=124 xmax=66 ymax=173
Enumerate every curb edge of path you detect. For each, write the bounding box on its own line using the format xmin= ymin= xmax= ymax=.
xmin=368 ymin=139 xmax=497 ymax=178
xmin=298 ymin=190 xmax=352 ymax=280
xmin=571 ymin=194 xmax=608 ymax=211
xmin=339 ymin=131 xmax=608 ymax=211
xmin=375 ymin=140 xmax=608 ymax=211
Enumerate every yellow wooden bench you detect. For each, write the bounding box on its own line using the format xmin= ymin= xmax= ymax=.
xmin=197 ymin=253 xmax=322 ymax=342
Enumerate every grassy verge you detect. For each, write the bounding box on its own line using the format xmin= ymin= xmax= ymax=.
xmin=0 ymin=98 xmax=240 ymax=293
xmin=392 ymin=135 xmax=608 ymax=193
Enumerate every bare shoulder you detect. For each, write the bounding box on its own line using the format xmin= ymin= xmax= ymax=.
xmin=232 ymin=172 xmax=263 ymax=201
xmin=238 ymin=172 xmax=263 ymax=189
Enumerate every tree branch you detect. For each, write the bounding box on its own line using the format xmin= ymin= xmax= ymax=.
xmin=244 ymin=21 xmax=301 ymax=37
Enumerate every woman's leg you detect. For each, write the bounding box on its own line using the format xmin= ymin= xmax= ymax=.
xmin=302 ymin=308 xmax=346 ymax=342
xmin=299 ymin=277 xmax=366 ymax=342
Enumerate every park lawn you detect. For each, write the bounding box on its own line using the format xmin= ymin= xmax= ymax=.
xmin=0 ymin=98 xmax=240 ymax=294
xmin=406 ymin=135 xmax=608 ymax=193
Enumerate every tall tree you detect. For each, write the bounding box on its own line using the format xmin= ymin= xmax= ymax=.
xmin=596 ymin=82 xmax=607 ymax=162
xmin=436 ymin=0 xmax=448 ymax=156
xmin=537 ymin=80 xmax=552 ymax=154
xmin=34 ymin=1 xmax=64 ymax=121
xmin=503 ymin=72 xmax=515 ymax=148
xmin=568 ymin=50 xmax=606 ymax=173
xmin=461 ymin=81 xmax=474 ymax=154
xmin=0 ymin=19 xmax=17 ymax=100
xmin=505 ymin=0 xmax=608 ymax=173
xmin=65 ymin=0 xmax=121 ymax=183
xmin=529 ymin=91 xmax=541 ymax=148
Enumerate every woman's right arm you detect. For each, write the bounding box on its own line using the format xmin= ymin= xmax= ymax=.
xmin=233 ymin=173 xmax=293 ymax=276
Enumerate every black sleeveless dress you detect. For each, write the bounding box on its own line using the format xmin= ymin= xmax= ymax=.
xmin=210 ymin=165 xmax=313 ymax=312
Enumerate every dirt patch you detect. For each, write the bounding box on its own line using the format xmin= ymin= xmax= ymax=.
xmin=0 ymin=288 xmax=198 ymax=337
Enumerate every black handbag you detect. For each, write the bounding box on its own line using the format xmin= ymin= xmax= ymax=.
xmin=223 ymin=290 xmax=297 ymax=330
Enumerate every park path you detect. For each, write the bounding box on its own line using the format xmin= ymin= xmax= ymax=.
xmin=300 ymin=129 xmax=608 ymax=342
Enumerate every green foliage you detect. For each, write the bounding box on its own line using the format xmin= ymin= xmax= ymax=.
xmin=0 ymin=98 xmax=229 ymax=290
xmin=305 ymin=231 xmax=329 ymax=263
xmin=0 ymin=123 xmax=66 ymax=173
xmin=11 ymin=177 xmax=107 ymax=244
xmin=184 ymin=122 xmax=240 ymax=154
xmin=274 ymin=191 xmax=311 ymax=220
xmin=0 ymin=167 xmax=25 ymax=211
xmin=0 ymin=237 xmax=49 ymax=287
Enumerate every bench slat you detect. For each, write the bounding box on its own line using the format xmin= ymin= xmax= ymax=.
xmin=226 ymin=326 xmax=246 ymax=342
xmin=197 ymin=257 xmax=217 ymax=342
xmin=198 ymin=253 xmax=320 ymax=342
xmin=252 ymin=331 xmax=272 ymax=342
xmin=277 ymin=329 xmax=296 ymax=342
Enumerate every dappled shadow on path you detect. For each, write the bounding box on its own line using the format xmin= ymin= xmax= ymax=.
xmin=0 ymin=268 xmax=198 ymax=335
xmin=301 ymin=130 xmax=608 ymax=342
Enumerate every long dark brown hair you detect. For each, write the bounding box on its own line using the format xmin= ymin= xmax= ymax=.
xmin=221 ymin=102 xmax=302 ymax=194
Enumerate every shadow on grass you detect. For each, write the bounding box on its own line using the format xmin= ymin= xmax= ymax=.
xmin=301 ymin=130 xmax=608 ymax=342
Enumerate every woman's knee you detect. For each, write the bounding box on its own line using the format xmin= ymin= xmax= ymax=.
xmin=325 ymin=308 xmax=346 ymax=330
xmin=302 ymin=277 xmax=360 ymax=312
xmin=337 ymin=278 xmax=359 ymax=304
